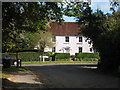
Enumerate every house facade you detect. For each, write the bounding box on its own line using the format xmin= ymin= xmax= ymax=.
xmin=44 ymin=22 xmax=94 ymax=55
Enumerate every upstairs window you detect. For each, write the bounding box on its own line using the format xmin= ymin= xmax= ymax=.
xmin=79 ymin=36 xmax=82 ymax=42
xmin=79 ymin=47 xmax=82 ymax=52
xmin=65 ymin=36 xmax=69 ymax=42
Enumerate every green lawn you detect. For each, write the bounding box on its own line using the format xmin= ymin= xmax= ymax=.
xmin=22 ymin=60 xmax=98 ymax=64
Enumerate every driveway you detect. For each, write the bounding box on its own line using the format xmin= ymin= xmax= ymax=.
xmin=23 ymin=64 xmax=119 ymax=88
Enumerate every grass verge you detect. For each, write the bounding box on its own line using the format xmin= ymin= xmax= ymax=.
xmin=1 ymin=66 xmax=27 ymax=79
xmin=3 ymin=66 xmax=26 ymax=72
xmin=22 ymin=61 xmax=98 ymax=64
xmin=0 ymin=72 xmax=10 ymax=79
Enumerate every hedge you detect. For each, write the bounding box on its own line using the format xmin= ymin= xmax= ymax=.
xmin=75 ymin=53 xmax=100 ymax=60
xmin=19 ymin=52 xmax=40 ymax=61
xmin=55 ymin=53 xmax=70 ymax=61
xmin=2 ymin=52 xmax=52 ymax=61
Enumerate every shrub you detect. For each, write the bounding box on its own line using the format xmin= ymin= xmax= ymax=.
xmin=2 ymin=52 xmax=52 ymax=62
xmin=55 ymin=53 xmax=70 ymax=61
xmin=75 ymin=53 xmax=100 ymax=61
xmin=20 ymin=52 xmax=53 ymax=61
xmin=70 ymin=55 xmax=75 ymax=61
xmin=20 ymin=52 xmax=51 ymax=61
xmin=18 ymin=52 xmax=41 ymax=61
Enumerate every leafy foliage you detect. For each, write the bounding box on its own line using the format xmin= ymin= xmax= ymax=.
xmin=3 ymin=52 xmax=52 ymax=62
xmin=2 ymin=2 xmax=64 ymax=52
xmin=33 ymin=30 xmax=54 ymax=53
xmin=75 ymin=53 xmax=100 ymax=59
xmin=55 ymin=53 xmax=70 ymax=60
xmin=19 ymin=52 xmax=41 ymax=61
xmin=77 ymin=6 xmax=120 ymax=71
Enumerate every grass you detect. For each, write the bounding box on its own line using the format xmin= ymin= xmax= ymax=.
xmin=22 ymin=60 xmax=98 ymax=64
xmin=1 ymin=66 xmax=27 ymax=79
xmin=3 ymin=66 xmax=26 ymax=72
xmin=0 ymin=72 xmax=10 ymax=79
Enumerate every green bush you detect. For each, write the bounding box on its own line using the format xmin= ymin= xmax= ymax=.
xmin=19 ymin=52 xmax=52 ymax=61
xmin=75 ymin=53 xmax=100 ymax=61
xmin=18 ymin=52 xmax=41 ymax=61
xmin=2 ymin=52 xmax=52 ymax=62
xmin=55 ymin=53 xmax=70 ymax=61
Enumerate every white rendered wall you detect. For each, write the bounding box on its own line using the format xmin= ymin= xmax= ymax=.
xmin=44 ymin=35 xmax=94 ymax=55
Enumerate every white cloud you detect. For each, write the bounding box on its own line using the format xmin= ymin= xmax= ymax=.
xmin=90 ymin=0 xmax=112 ymax=13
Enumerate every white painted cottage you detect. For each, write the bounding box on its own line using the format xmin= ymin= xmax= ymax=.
xmin=44 ymin=22 xmax=94 ymax=55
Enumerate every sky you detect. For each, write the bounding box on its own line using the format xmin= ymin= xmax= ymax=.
xmin=63 ymin=0 xmax=120 ymax=22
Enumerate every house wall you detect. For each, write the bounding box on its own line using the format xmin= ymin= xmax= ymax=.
xmin=44 ymin=35 xmax=94 ymax=55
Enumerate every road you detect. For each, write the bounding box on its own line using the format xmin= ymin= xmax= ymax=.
xmin=24 ymin=64 xmax=119 ymax=88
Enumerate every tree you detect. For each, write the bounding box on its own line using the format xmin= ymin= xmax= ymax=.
xmin=2 ymin=2 xmax=64 ymax=52
xmin=76 ymin=6 xmax=120 ymax=71
xmin=97 ymin=11 xmax=120 ymax=71
xmin=33 ymin=30 xmax=54 ymax=62
xmin=2 ymin=2 xmax=65 ymax=67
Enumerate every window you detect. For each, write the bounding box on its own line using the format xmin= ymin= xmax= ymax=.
xmin=90 ymin=48 xmax=92 ymax=52
xmin=79 ymin=47 xmax=82 ymax=52
xmin=65 ymin=36 xmax=69 ymax=42
xmin=79 ymin=36 xmax=82 ymax=42
xmin=52 ymin=47 xmax=56 ymax=52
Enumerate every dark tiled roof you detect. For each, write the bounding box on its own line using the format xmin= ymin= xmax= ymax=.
xmin=47 ymin=22 xmax=82 ymax=35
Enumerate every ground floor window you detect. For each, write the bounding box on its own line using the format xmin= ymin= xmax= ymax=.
xmin=90 ymin=48 xmax=92 ymax=52
xmin=79 ymin=47 xmax=82 ymax=52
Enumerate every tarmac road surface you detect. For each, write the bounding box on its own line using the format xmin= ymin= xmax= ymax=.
xmin=24 ymin=63 xmax=119 ymax=88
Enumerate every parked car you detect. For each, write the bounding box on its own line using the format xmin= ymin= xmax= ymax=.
xmin=2 ymin=55 xmax=17 ymax=66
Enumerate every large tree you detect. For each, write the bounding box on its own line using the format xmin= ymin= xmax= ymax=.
xmin=2 ymin=2 xmax=64 ymax=52
xmin=76 ymin=5 xmax=120 ymax=71
xmin=2 ymin=2 xmax=65 ymax=67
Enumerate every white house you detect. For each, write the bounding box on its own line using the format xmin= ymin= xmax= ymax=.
xmin=43 ymin=22 xmax=94 ymax=55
